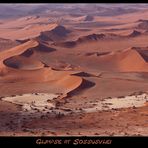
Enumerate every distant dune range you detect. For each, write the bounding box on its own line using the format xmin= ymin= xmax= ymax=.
xmin=53 ymin=33 xmax=118 ymax=48
xmin=53 ymin=29 xmax=147 ymax=48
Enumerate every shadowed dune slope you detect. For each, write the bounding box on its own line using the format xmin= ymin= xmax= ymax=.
xmin=132 ymin=47 xmax=148 ymax=62
xmin=0 ymin=40 xmax=38 ymax=65
xmin=53 ymin=33 xmax=106 ymax=48
xmin=128 ymin=30 xmax=142 ymax=37
xmin=54 ymin=33 xmax=123 ymax=48
xmin=37 ymin=25 xmax=71 ymax=42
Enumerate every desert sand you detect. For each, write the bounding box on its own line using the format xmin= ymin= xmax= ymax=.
xmin=0 ymin=4 xmax=148 ymax=136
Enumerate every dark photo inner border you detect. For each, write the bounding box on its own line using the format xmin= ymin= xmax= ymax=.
xmin=0 ymin=0 xmax=147 ymax=146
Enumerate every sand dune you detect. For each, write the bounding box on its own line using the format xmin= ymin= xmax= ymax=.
xmin=115 ymin=49 xmax=148 ymax=72
xmin=4 ymin=56 xmax=44 ymax=70
xmin=97 ymin=48 xmax=148 ymax=72
xmin=54 ymin=32 xmax=142 ymax=48
xmin=54 ymin=33 xmax=110 ymax=48
xmin=1 ymin=40 xmax=56 ymax=70
xmin=37 ymin=25 xmax=71 ymax=42
xmin=0 ymin=67 xmax=83 ymax=94
xmin=0 ymin=40 xmax=38 ymax=74
xmin=0 ymin=40 xmax=83 ymax=95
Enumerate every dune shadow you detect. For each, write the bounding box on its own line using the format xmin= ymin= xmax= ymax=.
xmin=3 ymin=58 xmax=19 ymax=69
xmin=58 ymin=41 xmax=77 ymax=48
xmin=73 ymin=72 xmax=92 ymax=77
xmin=84 ymin=51 xmax=110 ymax=57
xmin=21 ymin=49 xmax=34 ymax=57
xmin=30 ymin=43 xmax=56 ymax=52
xmin=137 ymin=50 xmax=148 ymax=62
xmin=68 ymin=79 xmax=96 ymax=96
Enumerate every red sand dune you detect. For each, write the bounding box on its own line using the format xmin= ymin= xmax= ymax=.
xmin=97 ymin=48 xmax=148 ymax=72
xmin=0 ymin=40 xmax=83 ymax=94
xmin=54 ymin=33 xmax=124 ymax=48
xmin=3 ymin=42 xmax=57 ymax=70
